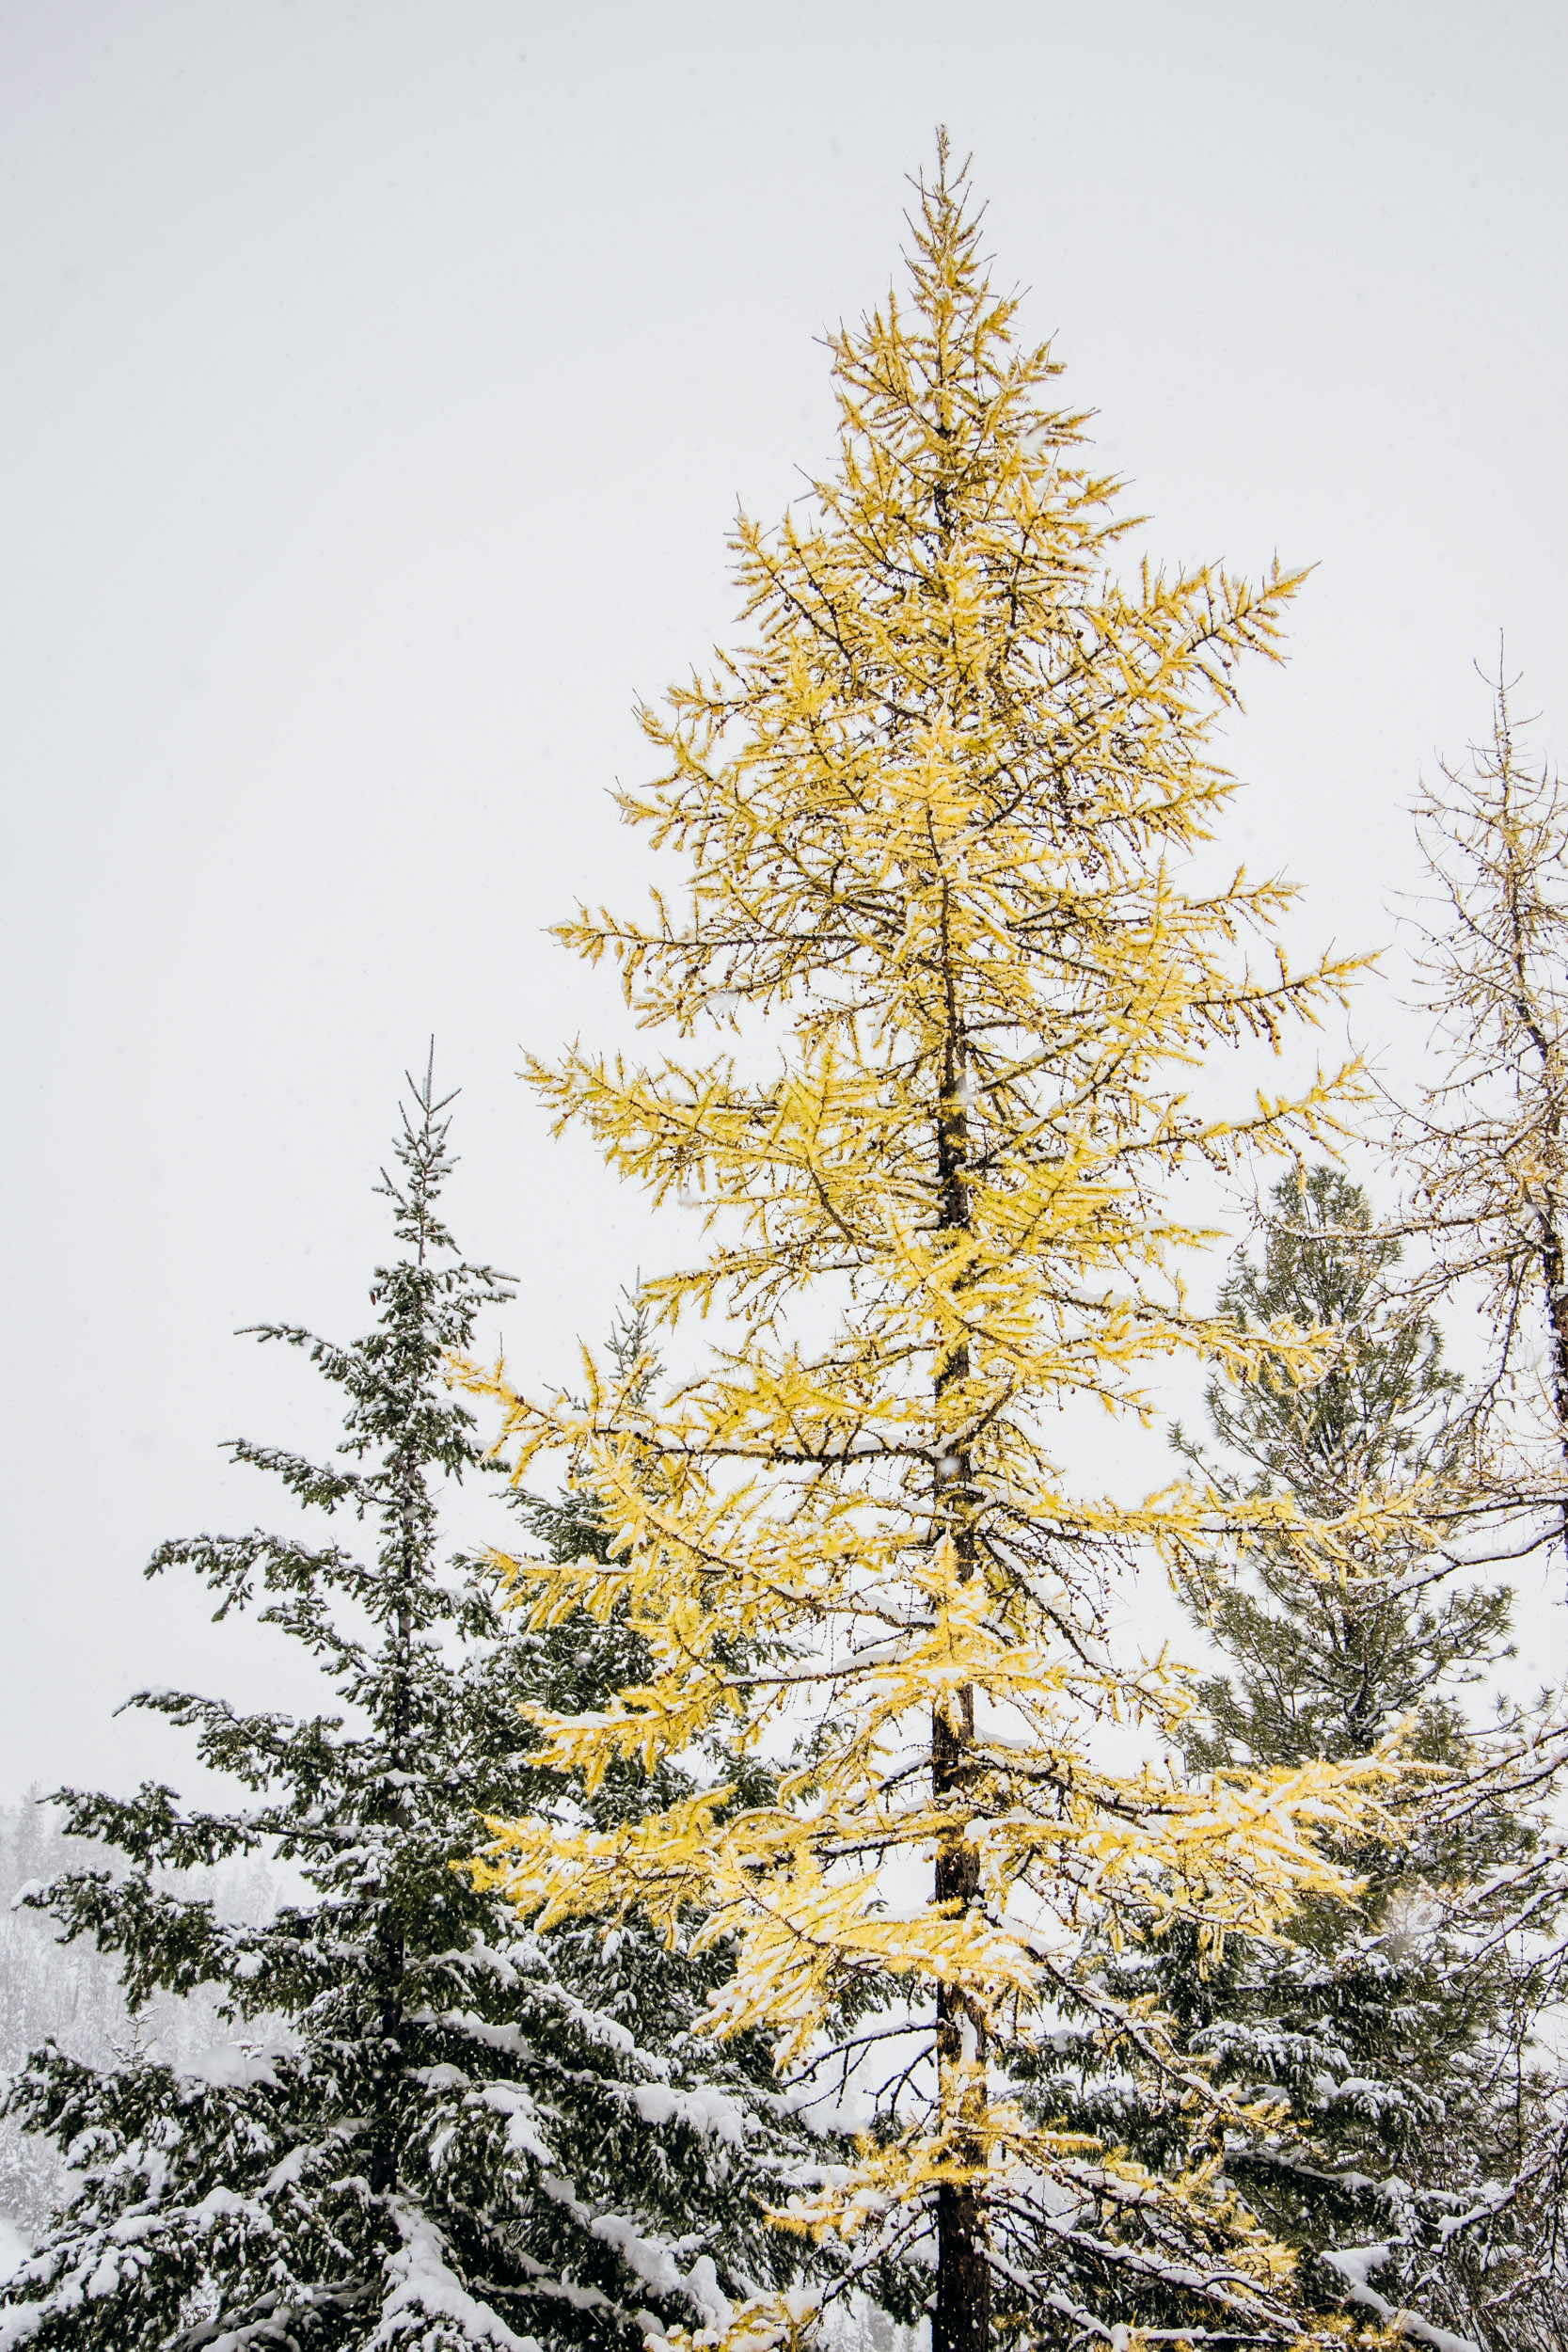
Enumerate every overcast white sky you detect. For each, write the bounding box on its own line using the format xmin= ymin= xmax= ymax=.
xmin=3 ymin=0 xmax=1566 ymax=1804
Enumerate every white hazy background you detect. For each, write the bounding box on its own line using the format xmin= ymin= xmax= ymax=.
xmin=3 ymin=0 xmax=1566 ymax=1804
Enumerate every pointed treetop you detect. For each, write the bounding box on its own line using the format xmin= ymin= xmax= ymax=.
xmin=373 ymin=1039 xmax=462 ymax=1264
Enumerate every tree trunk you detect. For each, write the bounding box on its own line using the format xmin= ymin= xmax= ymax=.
xmin=932 ymin=1701 xmax=989 ymax=2352
xmin=1502 ymin=856 xmax=1568 ymax=1564
xmin=931 ymin=985 xmax=989 ymax=2352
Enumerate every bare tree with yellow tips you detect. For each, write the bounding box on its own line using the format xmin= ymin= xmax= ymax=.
xmin=466 ymin=143 xmax=1426 ymax=2352
xmin=1399 ymin=668 xmax=1568 ymax=1568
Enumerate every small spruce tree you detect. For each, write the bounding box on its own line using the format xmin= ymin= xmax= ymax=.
xmin=1118 ymin=1167 xmax=1560 ymax=2349
xmin=1180 ymin=1166 xmax=1508 ymax=1769
xmin=0 ymin=1060 xmax=832 ymax=2352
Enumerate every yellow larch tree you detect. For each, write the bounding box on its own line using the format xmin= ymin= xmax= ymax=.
xmin=467 ymin=146 xmax=1418 ymax=2352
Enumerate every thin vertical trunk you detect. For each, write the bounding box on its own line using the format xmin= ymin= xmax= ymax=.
xmin=1535 ymin=1202 xmax=1568 ymax=1502
xmin=369 ymin=1444 xmax=419 ymax=2200
xmin=931 ymin=938 xmax=989 ymax=2352
xmin=1501 ymin=835 xmax=1568 ymax=1563
xmin=932 ymin=1703 xmax=988 ymax=2352
xmin=927 ymin=294 xmax=988 ymax=2349
xmin=372 ymin=1175 xmax=428 ymax=2196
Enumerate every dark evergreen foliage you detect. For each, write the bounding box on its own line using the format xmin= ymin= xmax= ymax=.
xmin=1133 ymin=1167 xmax=1559 ymax=2346
xmin=0 ymin=1063 xmax=834 ymax=2352
xmin=982 ymin=1169 xmax=1566 ymax=2348
xmin=1176 ymin=1164 xmax=1509 ymax=1771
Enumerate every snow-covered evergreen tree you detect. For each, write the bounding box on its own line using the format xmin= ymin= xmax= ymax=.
xmin=0 ymin=1060 xmax=838 ymax=2351
xmin=1035 ymin=1166 xmax=1565 ymax=2350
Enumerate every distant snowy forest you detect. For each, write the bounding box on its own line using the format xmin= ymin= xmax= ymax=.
xmin=0 ymin=1797 xmax=282 ymax=2253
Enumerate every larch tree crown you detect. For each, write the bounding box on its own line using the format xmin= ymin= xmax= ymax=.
xmin=466 ymin=146 xmax=1427 ymax=2352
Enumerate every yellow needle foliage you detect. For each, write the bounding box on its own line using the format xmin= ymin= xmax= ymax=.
xmin=467 ymin=147 xmax=1417 ymax=2350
